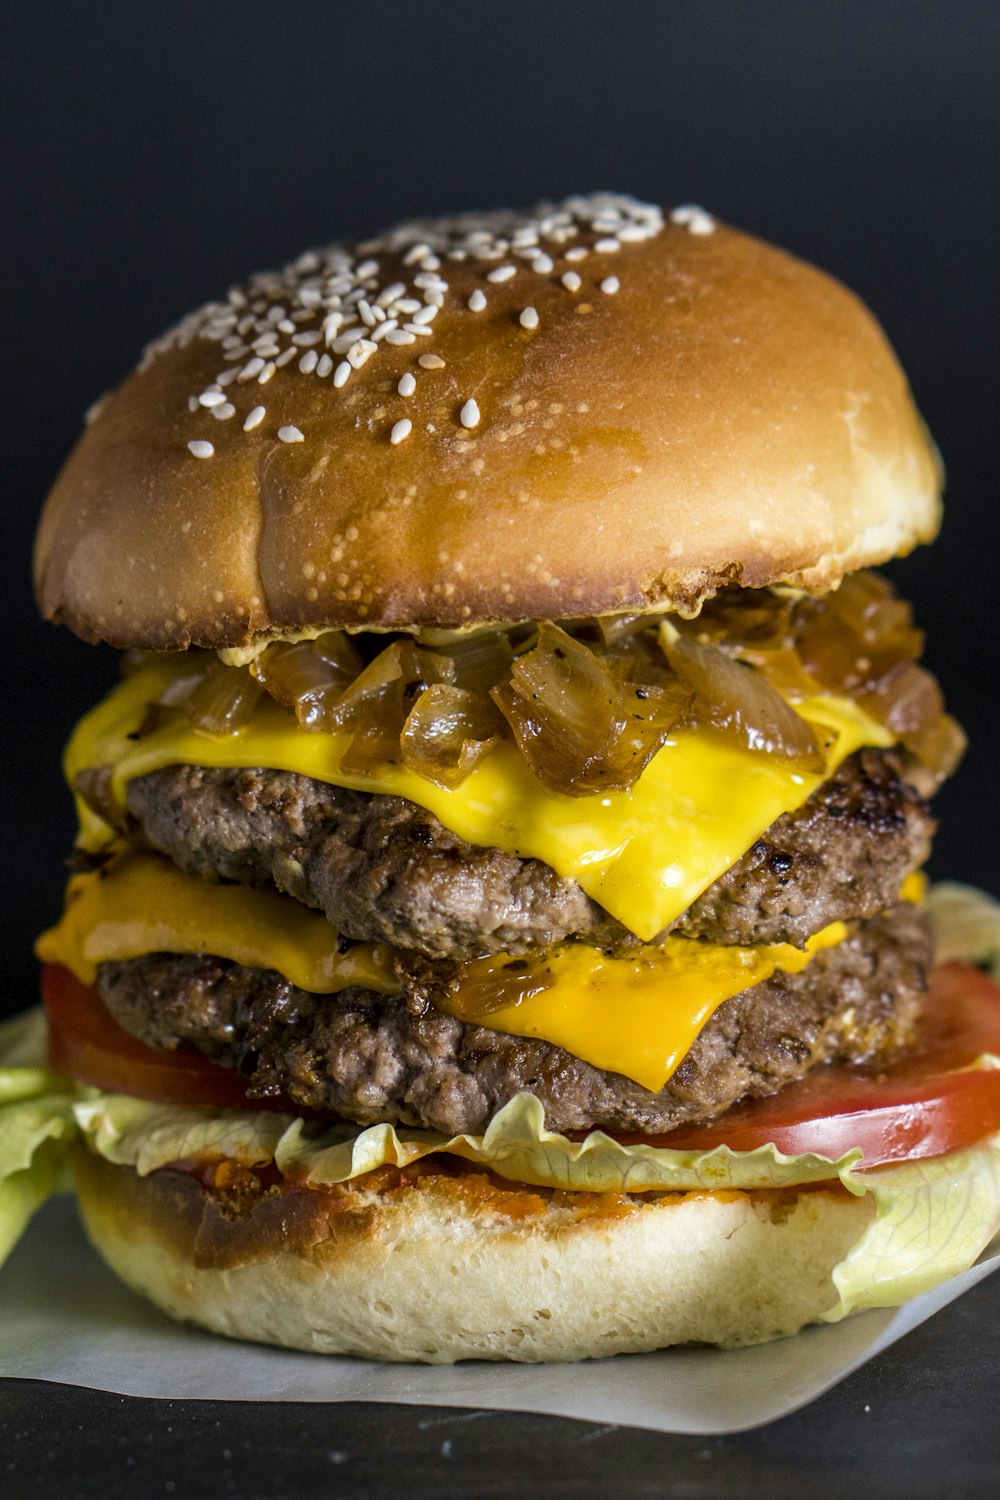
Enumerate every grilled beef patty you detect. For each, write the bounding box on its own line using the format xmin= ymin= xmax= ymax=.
xmin=95 ymin=748 xmax=932 ymax=960
xmin=96 ymin=903 xmax=931 ymax=1136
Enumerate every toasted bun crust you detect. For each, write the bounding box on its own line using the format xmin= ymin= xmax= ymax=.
xmin=35 ymin=196 xmax=940 ymax=651
xmin=73 ymin=1146 xmax=873 ymax=1363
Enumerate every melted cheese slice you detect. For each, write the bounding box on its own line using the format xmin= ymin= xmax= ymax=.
xmin=65 ymin=657 xmax=892 ymax=942
xmin=36 ymin=851 xmax=399 ymax=996
xmin=37 ymin=850 xmax=860 ymax=1093
xmin=441 ymin=924 xmax=848 ymax=1093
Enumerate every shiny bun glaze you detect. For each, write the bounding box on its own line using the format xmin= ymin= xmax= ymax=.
xmin=34 ymin=195 xmax=941 ymax=651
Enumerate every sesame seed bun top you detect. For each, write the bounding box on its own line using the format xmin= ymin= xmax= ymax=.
xmin=34 ymin=194 xmax=942 ymax=651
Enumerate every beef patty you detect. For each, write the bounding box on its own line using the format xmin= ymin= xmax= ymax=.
xmin=96 ymin=903 xmax=931 ymax=1136
xmin=97 ymin=748 xmax=932 ymax=960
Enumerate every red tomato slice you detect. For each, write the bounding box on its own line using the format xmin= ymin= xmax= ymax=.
xmin=611 ymin=963 xmax=1000 ymax=1166
xmin=41 ymin=964 xmax=295 ymax=1112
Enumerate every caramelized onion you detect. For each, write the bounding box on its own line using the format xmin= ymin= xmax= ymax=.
xmin=184 ymin=661 xmax=264 ymax=735
xmin=901 ymin=711 xmax=967 ymax=781
xmin=330 ymin=639 xmax=424 ymax=771
xmin=491 ymin=623 xmax=688 ymax=795
xmin=660 ymin=626 xmax=825 ymax=768
xmin=401 ymin=684 xmax=506 ymax=788
xmin=253 ymin=632 xmax=363 ymax=730
xmin=794 ymin=572 xmax=924 ymax=695
xmin=438 ymin=954 xmax=553 ymax=1021
xmin=435 ymin=631 xmax=514 ymax=694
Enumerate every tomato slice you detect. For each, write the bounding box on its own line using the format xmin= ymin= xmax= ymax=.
xmin=611 ymin=963 xmax=1000 ymax=1166
xmin=41 ymin=963 xmax=296 ymax=1112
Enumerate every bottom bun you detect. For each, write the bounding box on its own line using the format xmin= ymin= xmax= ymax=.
xmin=73 ymin=1144 xmax=873 ymax=1363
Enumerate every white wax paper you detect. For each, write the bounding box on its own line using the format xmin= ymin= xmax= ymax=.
xmin=2 ymin=1194 xmax=998 ymax=1434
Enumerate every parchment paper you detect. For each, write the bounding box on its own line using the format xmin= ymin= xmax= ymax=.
xmin=3 ymin=1194 xmax=998 ymax=1434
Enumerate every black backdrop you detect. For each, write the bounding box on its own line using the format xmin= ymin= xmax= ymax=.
xmin=3 ymin=1 xmax=998 ymax=1019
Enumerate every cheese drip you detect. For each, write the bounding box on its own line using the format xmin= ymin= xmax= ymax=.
xmin=64 ymin=657 xmax=892 ymax=943
xmin=36 ymin=852 xmax=865 ymax=1094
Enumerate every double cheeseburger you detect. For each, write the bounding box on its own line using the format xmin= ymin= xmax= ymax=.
xmin=26 ymin=195 xmax=1000 ymax=1362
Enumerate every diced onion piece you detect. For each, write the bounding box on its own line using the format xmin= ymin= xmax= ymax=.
xmin=491 ymin=624 xmax=688 ymax=795
xmin=435 ymin=631 xmax=515 ymax=694
xmin=331 ymin=639 xmax=422 ymax=771
xmin=860 ymin=660 xmax=943 ymax=737
xmin=401 ymin=684 xmax=505 ymax=788
xmin=794 ymin=572 xmax=924 ymax=695
xmin=660 ymin=626 xmax=824 ymax=768
xmin=437 ymin=954 xmax=553 ymax=1021
xmin=185 ymin=662 xmax=264 ymax=735
xmin=902 ymin=712 xmax=967 ymax=781
xmin=253 ymin=633 xmax=362 ymax=730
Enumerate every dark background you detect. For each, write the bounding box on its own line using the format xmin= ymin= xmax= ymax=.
xmin=3 ymin=1 xmax=999 ymax=1015
xmin=3 ymin=5 xmax=1000 ymax=1493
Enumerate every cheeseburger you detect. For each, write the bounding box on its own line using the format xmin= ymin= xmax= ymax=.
xmin=14 ymin=193 xmax=1000 ymax=1362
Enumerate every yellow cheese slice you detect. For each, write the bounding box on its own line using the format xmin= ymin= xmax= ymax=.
xmin=36 ymin=851 xmax=399 ymax=996
xmin=64 ymin=657 xmax=892 ymax=942
xmin=434 ymin=923 xmax=847 ymax=1093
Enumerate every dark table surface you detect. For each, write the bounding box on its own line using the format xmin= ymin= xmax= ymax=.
xmin=3 ymin=1271 xmax=998 ymax=1500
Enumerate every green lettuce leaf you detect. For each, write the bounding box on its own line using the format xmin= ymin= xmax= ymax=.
xmin=927 ymin=882 xmax=1000 ymax=980
xmin=0 ymin=1009 xmax=77 ymax=1267
xmin=74 ymin=1089 xmax=861 ymax=1193
xmin=827 ymin=1137 xmax=1000 ymax=1319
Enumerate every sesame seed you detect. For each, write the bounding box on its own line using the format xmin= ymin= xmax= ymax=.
xmin=398 ymin=372 xmax=416 ymax=397
xmin=487 ymin=264 xmax=517 ymax=283
xmin=561 ymin=271 xmax=582 ymax=291
xmin=468 ymin=289 xmax=487 ymax=312
xmin=600 ymin=276 xmax=620 ymax=295
xmin=211 ymin=402 xmax=236 ymax=420
xmin=594 ymin=237 xmax=621 ymax=253
xmin=531 ymin=253 xmax=554 ymax=274
xmin=671 ymin=204 xmax=716 ymax=236
xmin=564 ymin=246 xmax=589 ymax=262
xmin=519 ymin=306 xmax=539 ymax=329
xmin=316 ymin=353 xmax=333 ymax=377
xmin=390 ymin=418 xmax=413 ymax=445
xmin=188 ymin=440 xmax=214 ymax=458
xmin=198 ymin=389 xmax=226 ymax=407
xmin=411 ymin=304 xmax=438 ymax=324
xmin=419 ymin=353 xmax=446 ymax=370
xmin=278 ymin=425 xmax=304 ymax=443
xmin=258 ymin=362 xmax=276 ymax=384
xmin=333 ymin=361 xmax=351 ymax=387
xmin=243 ymin=405 xmax=265 ymax=431
xmin=298 ymin=349 xmax=319 ymax=374
xmin=460 ymin=398 xmax=481 ymax=429
xmin=275 ymin=347 xmax=297 ymax=367
xmin=346 ymin=339 xmax=376 ymax=369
